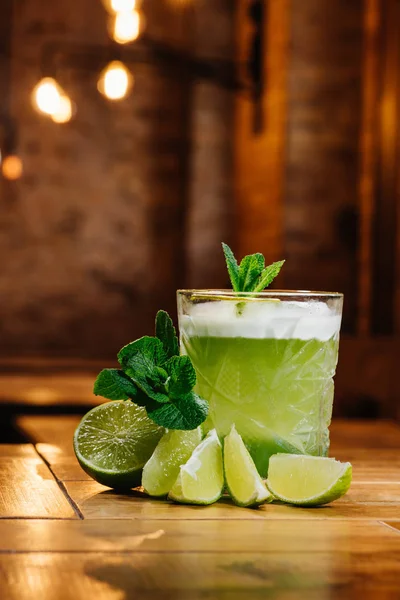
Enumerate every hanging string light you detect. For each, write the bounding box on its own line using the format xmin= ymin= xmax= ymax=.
xmin=32 ymin=77 xmax=63 ymax=116
xmin=97 ymin=61 xmax=134 ymax=100
xmin=51 ymin=96 xmax=74 ymax=124
xmin=102 ymin=0 xmax=136 ymax=13
xmin=31 ymin=77 xmax=74 ymax=123
xmin=1 ymin=155 xmax=23 ymax=180
xmin=110 ymin=9 xmax=144 ymax=44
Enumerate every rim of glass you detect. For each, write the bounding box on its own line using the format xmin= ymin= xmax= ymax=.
xmin=178 ymin=289 xmax=343 ymax=300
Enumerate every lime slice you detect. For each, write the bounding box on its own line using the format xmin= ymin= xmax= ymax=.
xmin=142 ymin=427 xmax=202 ymax=496
xmin=266 ymin=454 xmax=352 ymax=506
xmin=224 ymin=425 xmax=272 ymax=507
xmin=168 ymin=429 xmax=224 ymax=505
xmin=73 ymin=401 xmax=163 ymax=489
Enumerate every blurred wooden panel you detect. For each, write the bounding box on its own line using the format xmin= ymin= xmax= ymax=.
xmin=371 ymin=0 xmax=400 ymax=334
xmin=0 ymin=457 xmax=76 ymax=518
xmin=284 ymin=0 xmax=363 ymax=332
xmin=2 ymin=548 xmax=400 ymax=599
xmin=357 ymin=0 xmax=380 ymax=335
xmin=0 ymin=519 xmax=397 ymax=554
xmin=234 ymin=0 xmax=289 ymax=265
xmin=329 ymin=419 xmax=400 ymax=449
xmin=334 ymin=338 xmax=400 ymax=419
xmin=0 ymin=373 xmax=102 ymax=407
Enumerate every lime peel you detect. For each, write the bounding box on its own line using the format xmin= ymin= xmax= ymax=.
xmin=266 ymin=454 xmax=352 ymax=507
xmin=73 ymin=400 xmax=163 ymax=489
xmin=142 ymin=427 xmax=202 ymax=497
xmin=224 ymin=424 xmax=273 ymax=507
xmin=168 ymin=429 xmax=224 ymax=505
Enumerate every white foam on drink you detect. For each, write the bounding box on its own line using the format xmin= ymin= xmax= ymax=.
xmin=180 ymin=300 xmax=341 ymax=341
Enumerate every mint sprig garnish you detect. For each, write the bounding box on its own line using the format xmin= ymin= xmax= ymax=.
xmin=222 ymin=242 xmax=284 ymax=292
xmin=93 ymin=311 xmax=208 ymax=431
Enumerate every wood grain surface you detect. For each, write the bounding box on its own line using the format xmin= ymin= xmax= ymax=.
xmin=2 ymin=415 xmax=400 ymax=599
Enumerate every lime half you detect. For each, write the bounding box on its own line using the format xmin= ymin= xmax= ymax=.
xmin=142 ymin=428 xmax=202 ymax=497
xmin=224 ymin=425 xmax=272 ymax=507
xmin=74 ymin=401 xmax=163 ymax=489
xmin=168 ymin=429 xmax=224 ymax=505
xmin=266 ymin=454 xmax=352 ymax=507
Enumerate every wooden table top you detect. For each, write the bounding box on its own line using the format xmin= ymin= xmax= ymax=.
xmin=1 ymin=416 xmax=399 ymax=599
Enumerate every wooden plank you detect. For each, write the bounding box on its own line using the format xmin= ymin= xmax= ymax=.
xmin=357 ymin=0 xmax=380 ymax=335
xmin=332 ymin=449 xmax=400 ymax=483
xmin=0 ymin=457 xmax=77 ymax=519
xmin=234 ymin=0 xmax=289 ymax=265
xmin=16 ymin=416 xmax=80 ymax=455
xmin=1 ymin=549 xmax=400 ymax=599
xmin=64 ymin=481 xmax=400 ymax=521
xmin=335 ymin=482 xmax=400 ymax=503
xmin=371 ymin=0 xmax=400 ymax=334
xmin=383 ymin=521 xmax=400 ymax=534
xmin=283 ymin=0 xmax=363 ymax=332
xmin=0 ymin=444 xmax=37 ymax=457
xmin=0 ymin=519 xmax=398 ymax=554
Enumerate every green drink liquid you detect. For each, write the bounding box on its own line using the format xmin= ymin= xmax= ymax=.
xmin=182 ymin=335 xmax=339 ymax=476
xmin=178 ymin=296 xmax=342 ymax=477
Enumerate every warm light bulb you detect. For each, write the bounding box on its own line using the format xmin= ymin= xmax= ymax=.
xmin=112 ymin=10 xmax=142 ymax=44
xmin=51 ymin=95 xmax=73 ymax=123
xmin=2 ymin=155 xmax=23 ymax=180
xmin=97 ymin=61 xmax=134 ymax=100
xmin=32 ymin=77 xmax=63 ymax=116
xmin=102 ymin=0 xmax=136 ymax=13
xmin=111 ymin=0 xmax=136 ymax=11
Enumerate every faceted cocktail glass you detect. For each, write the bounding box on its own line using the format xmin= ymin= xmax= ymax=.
xmin=177 ymin=290 xmax=343 ymax=476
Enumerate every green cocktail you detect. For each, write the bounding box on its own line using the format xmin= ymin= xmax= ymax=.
xmin=178 ymin=291 xmax=343 ymax=476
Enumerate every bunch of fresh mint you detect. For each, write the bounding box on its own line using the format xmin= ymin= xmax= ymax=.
xmin=93 ymin=311 xmax=208 ymax=430
xmin=222 ymin=243 xmax=285 ymax=292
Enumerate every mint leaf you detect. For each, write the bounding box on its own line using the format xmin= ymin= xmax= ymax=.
xmin=222 ymin=243 xmax=284 ymax=293
xmin=118 ymin=335 xmax=166 ymax=370
xmin=222 ymin=243 xmax=240 ymax=291
xmin=147 ymin=391 xmax=208 ymax=430
xmin=93 ymin=368 xmax=139 ymax=400
xmin=155 ymin=310 xmax=179 ymax=359
xmin=253 ymin=260 xmax=285 ymax=292
xmin=164 ymin=355 xmax=196 ymax=399
xmin=118 ymin=337 xmax=169 ymax=404
xmin=238 ymin=253 xmax=264 ymax=292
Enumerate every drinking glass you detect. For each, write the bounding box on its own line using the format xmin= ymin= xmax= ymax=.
xmin=177 ymin=290 xmax=343 ymax=476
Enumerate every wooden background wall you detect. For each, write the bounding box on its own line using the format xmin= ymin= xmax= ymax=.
xmin=1 ymin=0 xmax=400 ymax=418
xmin=235 ymin=0 xmax=400 ymax=419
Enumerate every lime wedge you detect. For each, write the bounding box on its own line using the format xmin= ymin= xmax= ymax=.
xmin=142 ymin=428 xmax=202 ymax=496
xmin=224 ymin=425 xmax=272 ymax=507
xmin=73 ymin=401 xmax=163 ymax=489
xmin=266 ymin=454 xmax=352 ymax=506
xmin=168 ymin=429 xmax=224 ymax=505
